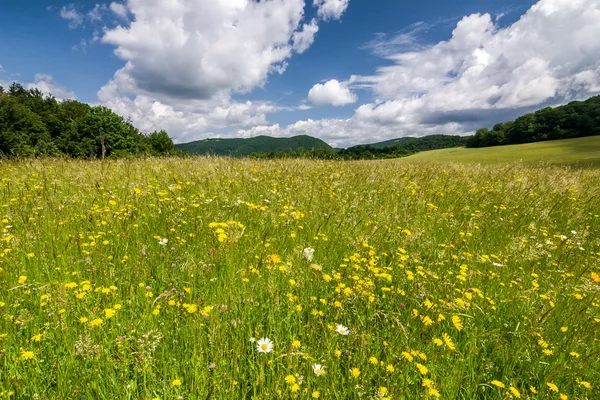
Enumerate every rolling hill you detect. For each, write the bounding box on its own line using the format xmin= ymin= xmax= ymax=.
xmin=175 ymin=135 xmax=332 ymax=156
xmin=400 ymin=136 xmax=600 ymax=167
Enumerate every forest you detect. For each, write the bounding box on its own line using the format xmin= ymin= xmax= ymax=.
xmin=0 ymin=83 xmax=175 ymax=158
xmin=466 ymin=96 xmax=600 ymax=148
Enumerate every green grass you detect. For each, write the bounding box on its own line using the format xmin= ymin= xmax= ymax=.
xmin=402 ymin=136 xmax=600 ymax=167
xmin=0 ymin=158 xmax=599 ymax=399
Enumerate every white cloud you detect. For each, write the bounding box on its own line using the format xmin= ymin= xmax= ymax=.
xmin=101 ymin=0 xmax=314 ymax=101
xmin=88 ymin=4 xmax=107 ymax=22
xmin=109 ymin=2 xmax=128 ymax=19
xmin=313 ymin=0 xmax=349 ymax=21
xmin=1 ymin=74 xmax=76 ymax=101
xmin=308 ymin=79 xmax=357 ymax=106
xmin=292 ymin=19 xmax=319 ymax=54
xmin=60 ymin=5 xmax=83 ymax=29
xmin=0 ymin=64 xmax=5 ymax=73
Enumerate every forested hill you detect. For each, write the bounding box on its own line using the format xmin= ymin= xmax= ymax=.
xmin=0 ymin=83 xmax=175 ymax=158
xmin=368 ymin=135 xmax=470 ymax=151
xmin=175 ymin=135 xmax=332 ymax=156
xmin=467 ymin=95 xmax=600 ymax=148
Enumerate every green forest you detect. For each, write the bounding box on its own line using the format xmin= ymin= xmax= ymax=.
xmin=466 ymin=95 xmax=600 ymax=148
xmin=0 ymin=83 xmax=175 ymax=158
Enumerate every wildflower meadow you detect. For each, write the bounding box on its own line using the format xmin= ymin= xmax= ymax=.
xmin=0 ymin=158 xmax=599 ymax=399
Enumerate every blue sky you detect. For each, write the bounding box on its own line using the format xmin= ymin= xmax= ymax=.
xmin=1 ymin=0 xmax=598 ymax=146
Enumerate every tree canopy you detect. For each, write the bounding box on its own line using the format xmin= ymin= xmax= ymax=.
xmin=466 ymin=96 xmax=600 ymax=148
xmin=0 ymin=83 xmax=176 ymax=158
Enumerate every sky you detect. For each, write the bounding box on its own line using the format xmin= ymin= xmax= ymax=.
xmin=1 ymin=0 xmax=599 ymax=147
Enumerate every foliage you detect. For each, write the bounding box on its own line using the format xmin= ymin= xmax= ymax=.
xmin=466 ymin=96 xmax=600 ymax=148
xmin=250 ymin=145 xmax=414 ymax=160
xmin=0 ymin=158 xmax=599 ymax=398
xmin=370 ymin=135 xmax=471 ymax=151
xmin=175 ymin=135 xmax=332 ymax=156
xmin=0 ymin=83 xmax=176 ymax=158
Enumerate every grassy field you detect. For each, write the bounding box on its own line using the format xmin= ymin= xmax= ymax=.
xmin=0 ymin=158 xmax=599 ymax=399
xmin=402 ymin=136 xmax=600 ymax=166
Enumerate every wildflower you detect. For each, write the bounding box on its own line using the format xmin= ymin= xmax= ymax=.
xmin=559 ymin=395 xmax=568 ymax=400
xmin=509 ymin=387 xmax=521 ymax=398
xmin=158 ymin=238 xmax=168 ymax=246
xmin=433 ymin=338 xmax=443 ymax=346
xmin=452 ymin=315 xmax=463 ymax=331
xmin=172 ymin=379 xmax=182 ymax=386
xmin=285 ymin=375 xmax=296 ymax=384
xmin=442 ymin=332 xmax=455 ymax=350
xmin=580 ymin=381 xmax=592 ymax=389
xmin=312 ymin=391 xmax=320 ymax=398
xmin=104 ymin=308 xmax=115 ymax=318
xmin=256 ymin=338 xmax=274 ymax=353
xmin=546 ymin=382 xmax=558 ymax=392
xmin=90 ymin=318 xmax=103 ymax=327
xmin=415 ymin=363 xmax=428 ymax=375
xmin=336 ymin=325 xmax=350 ymax=335
xmin=18 ymin=276 xmax=27 ymax=285
xmin=369 ymin=356 xmax=378 ymax=364
xmin=20 ymin=349 xmax=34 ymax=360
xmin=312 ymin=364 xmax=325 ymax=376
xmin=31 ymin=334 xmax=43 ymax=342
xmin=290 ymin=384 xmax=300 ymax=393
xmin=292 ymin=340 xmax=301 ymax=348
xmin=491 ymin=380 xmax=505 ymax=388
xmin=349 ymin=367 xmax=360 ymax=378
xmin=379 ymin=387 xmax=388 ymax=394
xmin=386 ymin=364 xmax=395 ymax=373
xmin=428 ymin=388 xmax=441 ymax=398
xmin=302 ymin=247 xmax=315 ymax=262
xmin=79 ymin=317 xmax=88 ymax=323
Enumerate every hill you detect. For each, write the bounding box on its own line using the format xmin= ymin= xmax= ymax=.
xmin=368 ymin=135 xmax=470 ymax=151
xmin=401 ymin=136 xmax=600 ymax=167
xmin=467 ymin=95 xmax=600 ymax=148
xmin=175 ymin=135 xmax=332 ymax=156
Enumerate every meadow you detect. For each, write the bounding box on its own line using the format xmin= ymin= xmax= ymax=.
xmin=402 ymin=136 xmax=600 ymax=167
xmin=0 ymin=157 xmax=599 ymax=399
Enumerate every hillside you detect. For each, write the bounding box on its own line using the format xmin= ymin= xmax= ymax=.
xmin=401 ymin=136 xmax=600 ymax=167
xmin=176 ymin=135 xmax=332 ymax=156
xmin=467 ymin=95 xmax=600 ymax=148
xmin=369 ymin=135 xmax=470 ymax=151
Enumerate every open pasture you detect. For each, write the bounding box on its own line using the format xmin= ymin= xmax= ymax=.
xmin=0 ymin=158 xmax=599 ymax=399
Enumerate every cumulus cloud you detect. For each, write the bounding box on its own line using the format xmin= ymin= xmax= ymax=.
xmin=1 ymin=74 xmax=76 ymax=101
xmin=313 ymin=0 xmax=349 ymax=21
xmin=293 ymin=19 xmax=319 ymax=54
xmin=60 ymin=4 xmax=84 ymax=29
xmin=101 ymin=0 xmax=313 ymax=100
xmin=109 ymin=2 xmax=128 ymax=19
xmin=308 ymin=79 xmax=357 ymax=106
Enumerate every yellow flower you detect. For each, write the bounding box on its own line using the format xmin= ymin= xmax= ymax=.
xmin=312 ymin=391 xmax=320 ymax=398
xmin=369 ymin=356 xmax=378 ymax=364
xmin=285 ymin=375 xmax=296 ymax=384
xmin=452 ymin=315 xmax=463 ymax=331
xmin=79 ymin=317 xmax=88 ymax=323
xmin=20 ymin=349 xmax=34 ymax=360
xmin=580 ymin=381 xmax=592 ymax=389
xmin=350 ymin=367 xmax=361 ymax=378
xmin=172 ymin=379 xmax=182 ymax=386
xmin=546 ymin=382 xmax=558 ymax=393
xmin=30 ymin=334 xmax=42 ymax=342
xmin=386 ymin=364 xmax=395 ymax=373
xmin=379 ymin=387 xmax=388 ymax=394
xmin=290 ymin=384 xmax=300 ymax=393
xmin=18 ymin=276 xmax=27 ymax=285
xmin=442 ymin=332 xmax=455 ymax=350
xmin=292 ymin=340 xmax=301 ymax=348
xmin=104 ymin=308 xmax=115 ymax=318
xmin=428 ymin=388 xmax=440 ymax=398
xmin=509 ymin=387 xmax=521 ymax=398
xmin=90 ymin=318 xmax=103 ymax=327
xmin=491 ymin=380 xmax=505 ymax=388
xmin=415 ymin=363 xmax=428 ymax=375
xmin=559 ymin=394 xmax=567 ymax=400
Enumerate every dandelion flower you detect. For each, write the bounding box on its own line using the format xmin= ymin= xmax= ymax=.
xmin=336 ymin=325 xmax=350 ymax=335
xmin=349 ymin=367 xmax=360 ymax=378
xmin=20 ymin=349 xmax=34 ymax=360
xmin=312 ymin=391 xmax=320 ymax=398
xmin=491 ymin=380 xmax=505 ymax=388
xmin=285 ymin=375 xmax=296 ymax=384
xmin=172 ymin=379 xmax=182 ymax=386
xmin=256 ymin=337 xmax=274 ymax=353
xmin=451 ymin=315 xmax=463 ymax=331
xmin=312 ymin=364 xmax=325 ymax=376
xmin=509 ymin=387 xmax=521 ymax=398
xmin=546 ymin=382 xmax=558 ymax=392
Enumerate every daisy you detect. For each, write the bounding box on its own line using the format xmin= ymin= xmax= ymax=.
xmin=312 ymin=364 xmax=325 ymax=376
xmin=336 ymin=324 xmax=350 ymax=335
xmin=256 ymin=337 xmax=274 ymax=353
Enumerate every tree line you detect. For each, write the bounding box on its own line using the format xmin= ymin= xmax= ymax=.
xmin=466 ymin=96 xmax=600 ymax=148
xmin=0 ymin=83 xmax=176 ymax=158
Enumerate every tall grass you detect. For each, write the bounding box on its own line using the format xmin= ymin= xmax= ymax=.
xmin=0 ymin=157 xmax=598 ymax=399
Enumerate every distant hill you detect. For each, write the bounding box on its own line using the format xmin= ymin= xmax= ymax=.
xmin=176 ymin=135 xmax=332 ymax=156
xmin=467 ymin=95 xmax=600 ymax=148
xmin=368 ymin=135 xmax=470 ymax=151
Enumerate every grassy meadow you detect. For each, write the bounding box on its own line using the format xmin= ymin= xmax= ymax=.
xmin=402 ymin=136 xmax=600 ymax=167
xmin=0 ymin=157 xmax=599 ymax=399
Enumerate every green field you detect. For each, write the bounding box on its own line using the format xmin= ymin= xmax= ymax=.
xmin=402 ymin=136 xmax=600 ymax=166
xmin=0 ymin=158 xmax=599 ymax=399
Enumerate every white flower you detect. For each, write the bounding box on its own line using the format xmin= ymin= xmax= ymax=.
xmin=256 ymin=337 xmax=274 ymax=353
xmin=336 ymin=325 xmax=350 ymax=336
xmin=302 ymin=247 xmax=315 ymax=262
xmin=312 ymin=364 xmax=325 ymax=376
xmin=158 ymin=238 xmax=168 ymax=246
xmin=249 ymin=337 xmax=256 ymax=343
